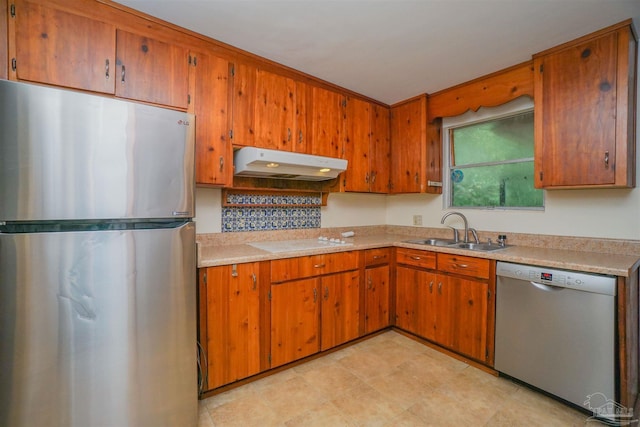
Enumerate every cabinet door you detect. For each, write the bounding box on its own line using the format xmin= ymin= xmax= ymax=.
xmin=270 ymin=278 xmax=319 ymax=367
xmin=370 ymin=104 xmax=391 ymax=193
xmin=431 ymin=274 xmax=453 ymax=348
xmin=231 ymin=62 xmax=257 ymax=147
xmin=417 ymin=271 xmax=439 ymax=343
xmin=390 ymin=96 xmax=425 ymax=193
xmin=343 ymin=97 xmax=371 ymax=192
xmin=394 ymin=266 xmax=420 ymax=334
xmin=293 ymin=81 xmax=308 ymax=153
xmin=115 ymin=29 xmax=189 ymax=109
xmin=321 ymin=271 xmax=360 ymax=350
xmin=365 ymin=265 xmax=390 ymax=334
xmin=447 ymin=276 xmax=490 ymax=362
xmin=534 ymin=25 xmax=636 ymax=188
xmin=254 ymin=69 xmax=297 ymax=151
xmin=201 ymin=263 xmax=261 ymax=390
xmin=1 ymin=0 xmax=7 ymax=80
xmin=310 ymin=86 xmax=345 ymax=158
xmin=193 ymin=52 xmax=232 ymax=186
xmin=14 ymin=0 xmax=116 ymax=93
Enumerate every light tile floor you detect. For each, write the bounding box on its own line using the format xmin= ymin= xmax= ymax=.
xmin=198 ymin=331 xmax=599 ymax=426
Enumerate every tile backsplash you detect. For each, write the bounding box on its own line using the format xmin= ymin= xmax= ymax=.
xmin=222 ymin=193 xmax=321 ymax=232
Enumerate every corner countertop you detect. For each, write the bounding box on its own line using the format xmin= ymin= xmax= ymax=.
xmin=197 ymin=233 xmax=640 ymax=277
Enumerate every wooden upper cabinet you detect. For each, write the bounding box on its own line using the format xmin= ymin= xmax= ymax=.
xmin=343 ymin=96 xmax=371 ymax=192
xmin=192 ymin=52 xmax=232 ymax=186
xmin=13 ymin=0 xmax=116 ymax=93
xmin=1 ymin=0 xmax=10 ymax=80
xmin=370 ymin=104 xmax=391 ymax=193
xmin=390 ymin=95 xmax=427 ymax=193
xmin=534 ymin=20 xmax=637 ymax=189
xmin=310 ymin=86 xmax=345 ymax=158
xmin=115 ymin=29 xmax=190 ymax=109
xmin=232 ymin=65 xmax=307 ymax=151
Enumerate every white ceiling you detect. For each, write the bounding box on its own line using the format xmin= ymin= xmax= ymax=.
xmin=115 ymin=0 xmax=640 ymax=105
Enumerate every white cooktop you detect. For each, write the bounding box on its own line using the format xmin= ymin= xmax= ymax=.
xmin=248 ymin=238 xmax=352 ymax=253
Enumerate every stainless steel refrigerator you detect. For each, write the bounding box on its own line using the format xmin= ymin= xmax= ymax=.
xmin=0 ymin=80 xmax=197 ymax=427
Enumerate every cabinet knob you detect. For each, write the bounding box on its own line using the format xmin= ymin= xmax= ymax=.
xmin=604 ymin=151 xmax=609 ymax=167
xmin=219 ymin=156 xmax=224 ymax=172
xmin=105 ymin=59 xmax=110 ymax=80
xmin=121 ymin=65 xmax=126 ymax=84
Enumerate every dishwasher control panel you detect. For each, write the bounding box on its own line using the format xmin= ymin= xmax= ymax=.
xmin=496 ymin=262 xmax=616 ymax=296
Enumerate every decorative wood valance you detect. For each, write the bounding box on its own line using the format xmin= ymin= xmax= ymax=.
xmin=427 ymin=61 xmax=534 ymax=120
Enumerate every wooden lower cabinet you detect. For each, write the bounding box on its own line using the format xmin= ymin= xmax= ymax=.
xmin=394 ymin=266 xmax=422 ymax=334
xmin=270 ymin=277 xmax=320 ymax=368
xmin=447 ymin=275 xmax=491 ymax=362
xmin=271 ymin=270 xmax=361 ymax=367
xmin=364 ymin=264 xmax=390 ymax=334
xmin=198 ymin=263 xmax=262 ymax=391
xmin=270 ymin=252 xmax=361 ymax=368
xmin=321 ymin=271 xmax=360 ymax=350
xmin=395 ymin=252 xmax=495 ymax=365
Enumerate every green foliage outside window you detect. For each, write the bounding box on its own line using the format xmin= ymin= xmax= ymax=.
xmin=449 ymin=111 xmax=543 ymax=209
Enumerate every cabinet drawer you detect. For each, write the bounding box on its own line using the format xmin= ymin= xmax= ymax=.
xmin=271 ymin=251 xmax=359 ymax=283
xmin=437 ymin=253 xmax=490 ymax=280
xmin=365 ymin=248 xmax=391 ymax=266
xmin=396 ymin=248 xmax=436 ymax=270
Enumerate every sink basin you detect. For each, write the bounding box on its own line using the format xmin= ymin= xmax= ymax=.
xmin=452 ymin=242 xmax=508 ymax=252
xmin=404 ymin=238 xmax=509 ymax=252
xmin=404 ymin=238 xmax=457 ymax=247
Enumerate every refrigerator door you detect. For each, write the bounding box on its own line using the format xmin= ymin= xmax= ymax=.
xmin=0 ymin=80 xmax=194 ymax=222
xmin=0 ymin=223 xmax=197 ymax=427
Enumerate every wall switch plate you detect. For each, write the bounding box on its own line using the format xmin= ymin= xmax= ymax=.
xmin=413 ymin=215 xmax=423 ymax=226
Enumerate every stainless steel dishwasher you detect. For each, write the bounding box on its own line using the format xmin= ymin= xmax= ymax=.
xmin=495 ymin=261 xmax=616 ymax=415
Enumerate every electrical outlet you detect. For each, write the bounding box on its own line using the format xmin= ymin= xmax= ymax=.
xmin=413 ymin=215 xmax=423 ymax=226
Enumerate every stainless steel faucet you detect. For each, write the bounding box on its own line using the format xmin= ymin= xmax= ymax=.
xmin=441 ymin=211 xmax=470 ymax=243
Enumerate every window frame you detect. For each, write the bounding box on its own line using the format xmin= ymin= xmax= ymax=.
xmin=442 ymin=96 xmax=544 ymax=211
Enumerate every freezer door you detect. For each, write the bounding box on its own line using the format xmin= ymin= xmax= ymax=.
xmin=0 ymin=80 xmax=194 ymax=221
xmin=0 ymin=223 xmax=197 ymax=427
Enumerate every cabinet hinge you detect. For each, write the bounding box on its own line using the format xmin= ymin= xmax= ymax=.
xmin=342 ymin=99 xmax=347 ymax=108
xmin=539 ymin=64 xmax=543 ymax=73
xmin=11 ymin=58 xmax=16 ymax=72
xmin=229 ymin=129 xmax=234 ymax=140
xmin=487 ymin=290 xmax=491 ymax=300
xmin=10 ymin=3 xmax=15 ymax=17
xmin=268 ymin=353 xmax=271 ymax=364
xmin=539 ymin=171 xmax=543 ymax=181
xmin=203 ymin=272 xmax=207 ymax=284
xmin=189 ymin=55 xmax=197 ymax=66
xmin=268 ymin=290 xmax=271 ymax=301
xmin=230 ymin=65 xmax=235 ymax=76
xmin=486 ymin=349 xmax=489 ymax=360
xmin=187 ymin=94 xmax=191 ymax=105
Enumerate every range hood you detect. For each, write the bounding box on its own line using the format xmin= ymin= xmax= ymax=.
xmin=233 ymin=147 xmax=348 ymax=181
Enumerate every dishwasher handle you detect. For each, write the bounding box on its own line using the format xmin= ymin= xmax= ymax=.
xmin=529 ymin=281 xmax=564 ymax=292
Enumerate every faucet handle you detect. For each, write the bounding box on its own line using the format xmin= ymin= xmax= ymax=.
xmin=446 ymin=226 xmax=459 ymax=243
xmin=468 ymin=228 xmax=480 ymax=244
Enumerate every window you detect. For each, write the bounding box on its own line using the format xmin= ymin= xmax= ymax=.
xmin=443 ymin=98 xmax=543 ymax=210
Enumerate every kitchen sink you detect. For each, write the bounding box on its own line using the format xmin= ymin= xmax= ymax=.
xmin=403 ymin=238 xmax=457 ymax=247
xmin=404 ymin=238 xmax=509 ymax=252
xmin=451 ymin=242 xmax=508 ymax=252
